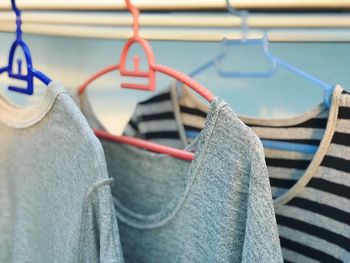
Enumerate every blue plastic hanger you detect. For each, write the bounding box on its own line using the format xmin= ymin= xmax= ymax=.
xmin=0 ymin=0 xmax=51 ymax=95
xmin=188 ymin=8 xmax=276 ymax=79
xmin=183 ymin=0 xmax=335 ymax=154
xmin=215 ymin=31 xmax=334 ymax=108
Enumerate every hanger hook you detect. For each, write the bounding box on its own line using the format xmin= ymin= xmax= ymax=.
xmin=262 ymin=32 xmax=269 ymax=52
xmin=11 ymin=0 xmax=22 ymax=40
xmin=125 ymin=0 xmax=140 ymax=38
xmin=11 ymin=0 xmax=20 ymax=17
xmin=225 ymin=0 xmax=249 ymax=41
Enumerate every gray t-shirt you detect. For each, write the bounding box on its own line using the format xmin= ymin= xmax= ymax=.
xmin=123 ymin=84 xmax=350 ymax=262
xmin=78 ymin=91 xmax=283 ymax=263
xmin=0 ymin=81 xmax=124 ymax=263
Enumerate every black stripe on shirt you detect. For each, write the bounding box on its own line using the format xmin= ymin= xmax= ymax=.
xmin=280 ymin=237 xmax=343 ymax=263
xmin=331 ymin=132 xmax=350 ymax=147
xmin=277 ymin=215 xmax=350 ymax=252
xmin=259 ymin=138 xmax=321 ymax=146
xmin=338 ymin=107 xmax=350 ymax=120
xmin=184 ymin=124 xmax=203 ymax=133
xmin=138 ymin=92 xmax=171 ymax=105
xmin=249 ymin=118 xmax=328 ymax=129
xmin=307 ymin=177 xmax=350 ymax=200
xmin=321 ymin=155 xmax=350 ymax=174
xmin=266 ymin=158 xmax=310 ymax=170
xmin=140 ymin=112 xmax=175 ymax=122
xmin=128 ymin=119 xmax=139 ymax=132
xmin=269 ymin=178 xmax=297 ymax=189
xmin=287 ymin=197 xmax=350 ymax=225
xmin=180 ymin=106 xmax=207 ymax=118
xmin=141 ymin=131 xmax=180 ymax=139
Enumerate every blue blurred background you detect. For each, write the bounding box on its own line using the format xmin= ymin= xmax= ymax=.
xmin=1 ymin=33 xmax=349 ymax=133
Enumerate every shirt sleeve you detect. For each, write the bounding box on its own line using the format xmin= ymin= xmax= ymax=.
xmin=78 ymin=179 xmax=124 ymax=263
xmin=242 ymin=145 xmax=283 ymax=263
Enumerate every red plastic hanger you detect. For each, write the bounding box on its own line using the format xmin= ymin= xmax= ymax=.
xmin=78 ymin=0 xmax=214 ymax=161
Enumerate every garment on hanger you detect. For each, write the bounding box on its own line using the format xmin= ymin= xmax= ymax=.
xmin=0 ymin=82 xmax=124 ymax=263
xmin=123 ymin=83 xmax=350 ymax=262
xmin=76 ymin=91 xmax=283 ymax=263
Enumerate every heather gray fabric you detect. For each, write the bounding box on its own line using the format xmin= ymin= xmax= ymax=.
xmin=78 ymin=91 xmax=283 ymax=263
xmin=0 ymin=81 xmax=124 ymax=263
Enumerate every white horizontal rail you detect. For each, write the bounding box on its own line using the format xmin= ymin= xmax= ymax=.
xmin=0 ymin=0 xmax=350 ymax=10
xmin=1 ymin=10 xmax=350 ymax=42
xmin=1 ymin=22 xmax=350 ymax=42
xmin=1 ymin=12 xmax=350 ymax=28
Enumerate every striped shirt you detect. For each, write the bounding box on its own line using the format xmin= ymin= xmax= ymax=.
xmin=124 ymin=83 xmax=350 ymax=263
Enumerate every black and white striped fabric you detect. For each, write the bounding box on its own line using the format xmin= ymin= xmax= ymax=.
xmin=123 ymin=84 xmax=350 ymax=262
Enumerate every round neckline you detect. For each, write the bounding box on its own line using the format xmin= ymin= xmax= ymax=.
xmin=272 ymin=86 xmax=342 ymax=207
xmin=0 ymin=81 xmax=64 ymax=129
xmin=173 ymin=84 xmax=343 ymax=208
xmin=79 ymin=90 xmax=227 ymax=229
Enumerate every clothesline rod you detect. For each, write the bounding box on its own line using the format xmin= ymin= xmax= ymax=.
xmin=0 ymin=0 xmax=350 ymax=11
xmin=1 ymin=22 xmax=350 ymax=42
xmin=1 ymin=12 xmax=350 ymax=29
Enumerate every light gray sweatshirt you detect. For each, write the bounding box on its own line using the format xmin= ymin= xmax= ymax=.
xmin=79 ymin=91 xmax=283 ymax=263
xmin=0 ymin=82 xmax=124 ymax=263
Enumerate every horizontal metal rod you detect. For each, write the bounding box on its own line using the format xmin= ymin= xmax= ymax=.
xmin=1 ymin=22 xmax=350 ymax=42
xmin=1 ymin=11 xmax=350 ymax=29
xmin=1 ymin=10 xmax=350 ymax=42
xmin=0 ymin=0 xmax=350 ymax=10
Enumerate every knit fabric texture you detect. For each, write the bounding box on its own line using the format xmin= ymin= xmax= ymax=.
xmin=0 ymin=82 xmax=124 ymax=263
xmin=123 ymin=83 xmax=350 ymax=262
xmin=78 ymin=90 xmax=283 ymax=263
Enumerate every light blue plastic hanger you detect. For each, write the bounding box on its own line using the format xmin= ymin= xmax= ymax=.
xmin=215 ymin=31 xmax=334 ymax=109
xmin=0 ymin=0 xmax=51 ymax=95
xmin=188 ymin=5 xmax=276 ymax=79
xmin=183 ymin=0 xmax=335 ymax=154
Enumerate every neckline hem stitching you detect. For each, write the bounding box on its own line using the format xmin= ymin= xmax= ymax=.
xmin=273 ymin=85 xmax=342 ymax=207
xmin=114 ymin=98 xmax=226 ymax=229
xmin=0 ymin=81 xmax=65 ymax=129
xmin=79 ymin=89 xmax=227 ymax=229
